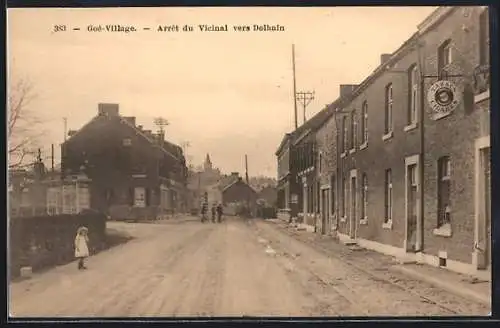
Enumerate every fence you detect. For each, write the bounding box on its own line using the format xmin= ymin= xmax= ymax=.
xmin=9 ymin=211 xmax=107 ymax=278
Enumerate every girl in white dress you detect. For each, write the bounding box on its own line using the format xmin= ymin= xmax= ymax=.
xmin=75 ymin=226 xmax=90 ymax=270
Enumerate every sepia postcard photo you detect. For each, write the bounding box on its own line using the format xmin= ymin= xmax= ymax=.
xmin=7 ymin=6 xmax=492 ymax=318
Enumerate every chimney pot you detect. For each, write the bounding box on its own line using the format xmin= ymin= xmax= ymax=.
xmin=98 ymin=103 xmax=119 ymax=116
xmin=123 ymin=116 xmax=136 ymax=126
xmin=380 ymin=53 xmax=392 ymax=65
xmin=339 ymin=84 xmax=359 ymax=98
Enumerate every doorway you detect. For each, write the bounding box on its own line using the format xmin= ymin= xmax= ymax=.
xmin=321 ymin=188 xmax=329 ymax=235
xmin=349 ymin=170 xmax=357 ymax=240
xmin=405 ymin=155 xmax=421 ymax=252
xmin=475 ymin=137 xmax=491 ymax=270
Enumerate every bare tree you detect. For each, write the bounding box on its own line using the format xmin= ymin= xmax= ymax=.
xmin=8 ymin=77 xmax=44 ymax=170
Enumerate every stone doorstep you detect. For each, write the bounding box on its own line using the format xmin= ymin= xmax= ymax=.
xmin=390 ymin=264 xmax=491 ymax=307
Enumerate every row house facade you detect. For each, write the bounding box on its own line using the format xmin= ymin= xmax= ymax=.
xmin=61 ymin=103 xmax=188 ymax=220
xmin=294 ymin=6 xmax=491 ymax=278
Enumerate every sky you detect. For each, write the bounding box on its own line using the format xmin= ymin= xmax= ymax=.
xmin=7 ymin=6 xmax=437 ymax=177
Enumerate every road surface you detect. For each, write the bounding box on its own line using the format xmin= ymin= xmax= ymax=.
xmin=9 ymin=216 xmax=489 ymax=317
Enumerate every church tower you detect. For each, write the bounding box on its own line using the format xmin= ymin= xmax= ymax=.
xmin=204 ymin=153 xmax=213 ymax=171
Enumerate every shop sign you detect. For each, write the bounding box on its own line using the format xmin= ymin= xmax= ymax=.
xmin=291 ymin=194 xmax=298 ymax=204
xmin=427 ymin=80 xmax=461 ymax=118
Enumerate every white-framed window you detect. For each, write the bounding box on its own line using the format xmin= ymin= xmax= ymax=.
xmin=384 ymin=84 xmax=393 ymax=134
xmin=408 ymin=65 xmax=418 ymax=125
xmin=361 ymin=101 xmax=368 ymax=144
xmin=438 ymin=39 xmax=453 ymax=78
xmin=342 ymin=116 xmax=348 ymax=153
xmin=134 ymin=187 xmax=146 ymax=207
xmin=361 ymin=173 xmax=368 ymax=220
xmin=437 ymin=156 xmax=451 ymax=227
xmin=479 ymin=9 xmax=490 ymax=66
xmin=123 ymin=138 xmax=132 ymax=146
xmin=350 ymin=110 xmax=357 ymax=150
xmin=384 ymin=169 xmax=392 ymax=223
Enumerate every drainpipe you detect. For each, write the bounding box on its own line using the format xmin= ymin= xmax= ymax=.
xmin=417 ymin=38 xmax=425 ymax=252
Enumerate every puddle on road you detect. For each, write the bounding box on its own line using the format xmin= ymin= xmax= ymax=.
xmin=265 ymin=246 xmax=277 ymax=255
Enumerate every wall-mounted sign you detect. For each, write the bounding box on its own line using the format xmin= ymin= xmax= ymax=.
xmin=291 ymin=194 xmax=298 ymax=204
xmin=427 ymin=80 xmax=461 ymax=117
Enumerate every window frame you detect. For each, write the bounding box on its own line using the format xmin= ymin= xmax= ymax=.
xmin=361 ymin=101 xmax=368 ymax=145
xmin=407 ymin=65 xmax=419 ymax=126
xmin=438 ymin=39 xmax=453 ymax=78
xmin=384 ymin=84 xmax=393 ymax=135
xmin=479 ymin=9 xmax=490 ymax=66
xmin=350 ymin=110 xmax=357 ymax=151
xmin=437 ymin=156 xmax=451 ymax=228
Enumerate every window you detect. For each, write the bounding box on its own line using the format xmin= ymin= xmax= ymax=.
xmin=123 ymin=138 xmax=132 ymax=146
xmin=437 ymin=156 xmax=451 ymax=227
xmin=384 ymin=84 xmax=393 ymax=134
xmin=438 ymin=40 xmax=453 ymax=78
xmin=384 ymin=169 xmax=393 ymax=223
xmin=350 ymin=110 xmax=357 ymax=150
xmin=479 ymin=9 xmax=490 ymax=66
xmin=361 ymin=101 xmax=368 ymax=144
xmin=319 ymin=152 xmax=322 ymax=173
xmin=361 ymin=173 xmax=368 ymax=221
xmin=342 ymin=116 xmax=347 ymax=153
xmin=408 ymin=65 xmax=418 ymax=125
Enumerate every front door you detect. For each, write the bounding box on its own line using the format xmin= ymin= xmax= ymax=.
xmin=321 ymin=189 xmax=329 ymax=235
xmin=349 ymin=176 xmax=357 ymax=239
xmin=406 ymin=164 xmax=418 ymax=252
xmin=481 ymin=147 xmax=491 ymax=269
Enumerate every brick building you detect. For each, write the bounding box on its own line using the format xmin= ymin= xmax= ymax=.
xmin=61 ymin=103 xmax=188 ymax=220
xmin=277 ymin=6 xmax=491 ymax=278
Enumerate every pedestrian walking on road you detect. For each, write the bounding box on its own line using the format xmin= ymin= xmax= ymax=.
xmin=75 ymin=226 xmax=90 ymax=270
xmin=201 ymin=202 xmax=208 ymax=223
xmin=211 ymin=203 xmax=217 ymax=223
xmin=216 ymin=203 xmax=223 ymax=223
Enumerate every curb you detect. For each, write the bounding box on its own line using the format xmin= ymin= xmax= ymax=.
xmin=391 ymin=265 xmax=491 ymax=306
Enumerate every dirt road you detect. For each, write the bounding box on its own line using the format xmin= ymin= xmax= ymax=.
xmin=9 ymin=216 xmax=489 ymax=317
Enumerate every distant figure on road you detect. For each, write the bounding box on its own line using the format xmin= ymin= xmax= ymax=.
xmin=201 ymin=202 xmax=208 ymax=223
xmin=211 ymin=203 xmax=217 ymax=223
xmin=75 ymin=226 xmax=89 ymax=270
xmin=216 ymin=203 xmax=223 ymax=223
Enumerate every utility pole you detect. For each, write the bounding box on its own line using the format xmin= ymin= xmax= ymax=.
xmin=292 ymin=44 xmax=298 ymax=129
xmin=296 ymin=91 xmax=315 ymax=124
xmin=154 ymin=117 xmax=169 ymax=135
xmin=245 ymin=154 xmax=249 ymax=184
xmin=63 ymin=117 xmax=67 ymax=142
xmin=51 ymin=144 xmax=55 ymax=172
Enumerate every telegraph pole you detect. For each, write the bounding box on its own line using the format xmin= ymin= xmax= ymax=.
xmin=296 ymin=91 xmax=315 ymax=123
xmin=63 ymin=117 xmax=67 ymax=142
xmin=292 ymin=44 xmax=298 ymax=129
xmin=154 ymin=117 xmax=169 ymax=135
xmin=245 ymin=154 xmax=249 ymax=184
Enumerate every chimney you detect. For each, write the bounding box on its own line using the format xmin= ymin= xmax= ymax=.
xmin=98 ymin=103 xmax=119 ymax=116
xmin=380 ymin=53 xmax=392 ymax=65
xmin=339 ymin=84 xmax=359 ymax=98
xmin=123 ymin=116 xmax=136 ymax=126
xmin=67 ymin=130 xmax=77 ymax=137
xmin=137 ymin=125 xmax=143 ymax=130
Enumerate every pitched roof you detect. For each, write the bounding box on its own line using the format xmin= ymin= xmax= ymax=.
xmin=64 ymin=114 xmax=183 ymax=162
xmin=222 ymin=179 xmax=257 ymax=194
